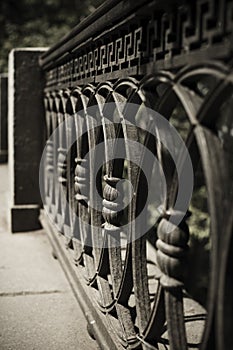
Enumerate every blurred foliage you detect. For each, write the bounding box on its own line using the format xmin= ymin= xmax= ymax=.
xmin=186 ymin=184 xmax=210 ymax=306
xmin=0 ymin=0 xmax=104 ymax=72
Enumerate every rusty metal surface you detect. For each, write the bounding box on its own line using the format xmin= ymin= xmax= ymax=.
xmin=40 ymin=1 xmax=233 ymax=349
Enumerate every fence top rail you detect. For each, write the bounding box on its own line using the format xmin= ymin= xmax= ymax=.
xmin=40 ymin=0 xmax=233 ymax=90
xmin=39 ymin=0 xmax=152 ymax=68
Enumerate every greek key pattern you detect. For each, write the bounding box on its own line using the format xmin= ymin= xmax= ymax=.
xmin=44 ymin=0 xmax=233 ymax=89
xmin=45 ymin=27 xmax=143 ymax=88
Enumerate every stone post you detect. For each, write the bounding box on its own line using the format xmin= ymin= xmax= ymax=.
xmin=8 ymin=48 xmax=47 ymax=232
xmin=0 ymin=74 xmax=8 ymax=163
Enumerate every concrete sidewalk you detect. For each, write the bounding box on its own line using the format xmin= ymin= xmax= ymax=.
xmin=0 ymin=164 xmax=98 ymax=350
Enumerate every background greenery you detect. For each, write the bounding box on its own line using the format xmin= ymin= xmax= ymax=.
xmin=0 ymin=0 xmax=104 ymax=72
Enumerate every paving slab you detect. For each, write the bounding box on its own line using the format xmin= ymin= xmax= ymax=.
xmin=0 ymin=164 xmax=98 ymax=349
xmin=0 ymin=293 xmax=97 ymax=350
xmin=0 ymin=229 xmax=70 ymax=294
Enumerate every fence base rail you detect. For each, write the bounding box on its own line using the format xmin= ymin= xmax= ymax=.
xmin=39 ymin=209 xmax=122 ymax=350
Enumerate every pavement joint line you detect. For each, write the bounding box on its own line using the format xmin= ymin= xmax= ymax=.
xmin=0 ymin=290 xmax=68 ymax=297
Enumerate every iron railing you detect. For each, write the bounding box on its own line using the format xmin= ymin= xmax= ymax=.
xmin=39 ymin=0 xmax=233 ymax=349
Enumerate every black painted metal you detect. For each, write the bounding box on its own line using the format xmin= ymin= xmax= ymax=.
xmin=40 ymin=0 xmax=233 ymax=349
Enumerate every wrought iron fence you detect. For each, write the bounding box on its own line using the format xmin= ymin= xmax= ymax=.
xmin=39 ymin=0 xmax=233 ymax=349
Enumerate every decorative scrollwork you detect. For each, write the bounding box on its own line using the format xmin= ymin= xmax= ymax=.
xmin=102 ymin=175 xmax=123 ymax=230
xmin=46 ymin=140 xmax=53 ymax=173
xmin=57 ymin=147 xmax=67 ymax=185
xmin=156 ymin=217 xmax=189 ymax=290
xmin=74 ymin=158 xmax=89 ymax=203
